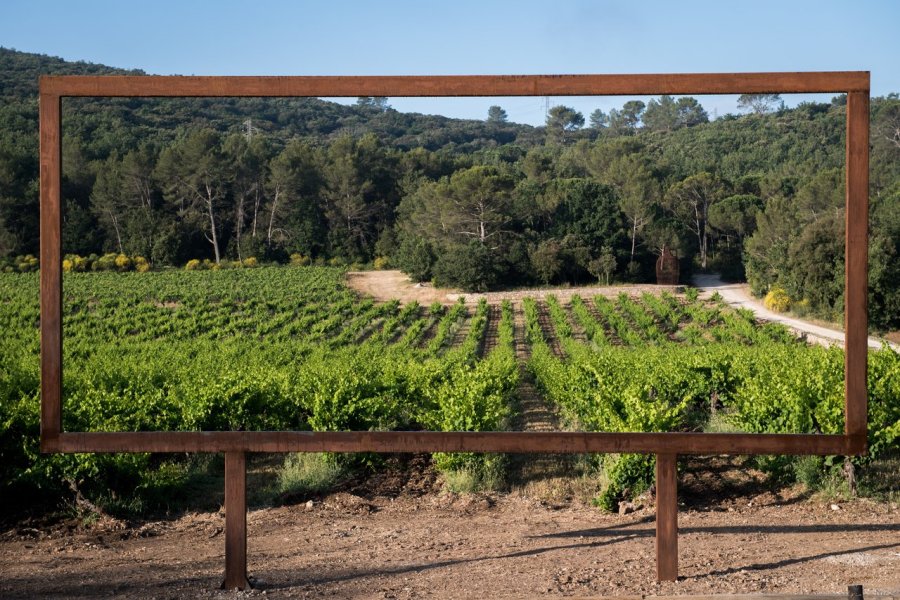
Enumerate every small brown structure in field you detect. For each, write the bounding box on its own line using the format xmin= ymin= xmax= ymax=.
xmin=656 ymin=246 xmax=679 ymax=285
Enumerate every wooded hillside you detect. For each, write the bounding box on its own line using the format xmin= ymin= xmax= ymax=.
xmin=1 ymin=48 xmax=898 ymax=329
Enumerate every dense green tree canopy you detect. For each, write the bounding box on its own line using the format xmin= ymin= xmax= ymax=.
xmin=1 ymin=48 xmax=899 ymax=329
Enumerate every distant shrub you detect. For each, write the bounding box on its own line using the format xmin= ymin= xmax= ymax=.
xmin=63 ymin=254 xmax=91 ymax=272
xmin=134 ymin=256 xmax=151 ymax=272
xmin=290 ymin=253 xmax=311 ymax=267
xmin=432 ymin=242 xmax=499 ymax=292
xmin=792 ymin=298 xmax=811 ymax=317
xmin=328 ymin=257 xmax=346 ymax=268
xmin=184 ymin=259 xmax=202 ymax=271
xmin=242 ymin=257 xmax=258 ymax=268
xmin=114 ymin=253 xmax=132 ymax=271
xmin=16 ymin=255 xmax=39 ymax=273
xmin=395 ymin=236 xmax=434 ymax=282
xmin=373 ymin=256 xmax=390 ymax=270
xmin=764 ymin=287 xmax=791 ymax=313
xmin=93 ymin=253 xmax=119 ymax=271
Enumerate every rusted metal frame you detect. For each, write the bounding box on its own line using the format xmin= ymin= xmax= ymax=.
xmin=844 ymin=91 xmax=869 ymax=454
xmin=40 ymin=71 xmax=869 ymax=97
xmin=39 ymin=89 xmax=62 ymax=453
xmin=223 ymin=452 xmax=251 ymax=590
xmin=55 ymin=431 xmax=852 ymax=455
xmin=39 ymin=71 xmax=871 ymax=459
xmin=38 ymin=71 xmax=871 ymax=589
xmin=655 ymin=454 xmax=678 ymax=581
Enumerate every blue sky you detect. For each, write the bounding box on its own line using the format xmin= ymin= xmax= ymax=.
xmin=3 ymin=0 xmax=898 ymax=125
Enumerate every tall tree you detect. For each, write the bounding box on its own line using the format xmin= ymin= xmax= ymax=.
xmin=356 ymin=97 xmax=390 ymax=111
xmin=267 ymin=139 xmax=325 ymax=254
xmin=589 ymin=109 xmax=609 ymax=129
xmin=545 ymin=105 xmax=584 ymax=144
xmin=621 ymin=100 xmax=646 ymax=129
xmin=737 ymin=94 xmax=782 ymax=115
xmin=223 ymin=133 xmax=268 ymax=260
xmin=120 ymin=145 xmax=160 ymax=259
xmin=607 ymin=100 xmax=645 ymax=134
xmin=403 ymin=165 xmax=515 ymax=251
xmin=642 ymin=96 xmax=679 ymax=132
xmin=675 ymin=97 xmax=709 ymax=127
xmin=664 ymin=172 xmax=724 ymax=269
xmin=602 ymin=155 xmax=659 ymax=262
xmin=156 ymin=129 xmax=230 ymax=263
xmin=487 ymin=105 xmax=508 ymax=123
xmin=321 ymin=134 xmax=397 ymax=260
xmin=91 ymin=155 xmax=127 ymax=253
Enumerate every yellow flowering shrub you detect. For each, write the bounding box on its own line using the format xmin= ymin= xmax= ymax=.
xmin=290 ymin=253 xmax=311 ymax=266
xmin=134 ymin=256 xmax=150 ymax=272
xmin=763 ymin=287 xmax=791 ymax=313
xmin=373 ymin=256 xmax=390 ymax=270
xmin=114 ymin=254 xmax=132 ymax=271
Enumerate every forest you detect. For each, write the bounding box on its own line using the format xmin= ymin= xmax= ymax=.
xmin=1 ymin=48 xmax=898 ymax=330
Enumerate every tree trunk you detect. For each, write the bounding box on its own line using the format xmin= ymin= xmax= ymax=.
xmin=267 ymin=187 xmax=281 ymax=247
xmin=235 ymin=196 xmax=244 ymax=262
xmin=699 ymin=229 xmax=708 ymax=269
xmin=205 ymin=183 xmax=221 ymax=264
xmin=630 ymin=219 xmax=638 ymax=261
xmin=109 ymin=212 xmax=124 ymax=254
xmin=251 ymin=185 xmax=261 ymax=238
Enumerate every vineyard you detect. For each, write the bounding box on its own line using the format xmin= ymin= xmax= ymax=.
xmin=1 ymin=266 xmax=898 ymax=515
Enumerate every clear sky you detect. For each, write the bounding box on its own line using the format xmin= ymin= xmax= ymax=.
xmin=2 ymin=0 xmax=898 ymax=125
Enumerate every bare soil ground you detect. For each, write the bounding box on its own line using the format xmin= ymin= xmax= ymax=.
xmin=346 ymin=270 xmax=682 ymax=306
xmin=2 ymin=480 xmax=899 ymax=599
xmin=346 ymin=271 xmax=458 ymax=305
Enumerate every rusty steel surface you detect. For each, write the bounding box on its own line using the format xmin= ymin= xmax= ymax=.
xmin=39 ymin=70 xmax=871 ymax=459
xmin=844 ymin=90 xmax=870 ymax=452
xmin=55 ymin=431 xmax=853 ymax=455
xmin=223 ymin=452 xmax=250 ymax=591
xmin=656 ymin=453 xmax=679 ymax=581
xmin=37 ymin=70 xmax=871 ymax=587
xmin=40 ymin=72 xmax=869 ymax=97
xmin=39 ymin=91 xmax=62 ymax=453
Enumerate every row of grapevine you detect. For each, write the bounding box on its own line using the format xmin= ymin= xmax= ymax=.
xmin=0 ymin=268 xmax=518 ymax=511
xmin=525 ymin=292 xmax=900 ymax=510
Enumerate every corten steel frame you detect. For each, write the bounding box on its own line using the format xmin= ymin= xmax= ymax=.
xmin=40 ymin=72 xmax=869 ymax=588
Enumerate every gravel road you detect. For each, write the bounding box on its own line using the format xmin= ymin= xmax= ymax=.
xmin=693 ymin=274 xmax=898 ymax=351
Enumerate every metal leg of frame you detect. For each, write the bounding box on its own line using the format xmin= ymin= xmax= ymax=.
xmin=223 ymin=451 xmax=251 ymax=590
xmin=656 ymin=453 xmax=678 ymax=581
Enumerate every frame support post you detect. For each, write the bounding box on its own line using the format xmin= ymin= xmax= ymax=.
xmin=223 ymin=451 xmax=251 ymax=590
xmin=39 ymin=90 xmax=62 ymax=452
xmin=655 ymin=453 xmax=678 ymax=581
xmin=844 ymin=90 xmax=869 ymax=454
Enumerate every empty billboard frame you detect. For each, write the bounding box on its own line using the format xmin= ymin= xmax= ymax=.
xmin=39 ymin=72 xmax=869 ymax=586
